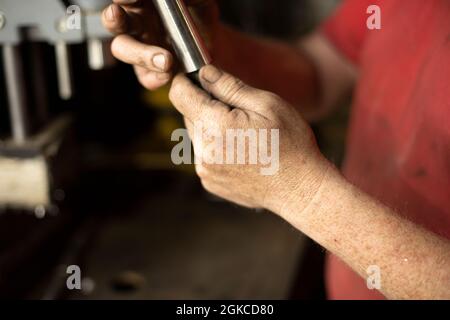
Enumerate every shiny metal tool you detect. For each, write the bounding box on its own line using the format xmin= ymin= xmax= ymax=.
xmin=152 ymin=0 xmax=212 ymax=80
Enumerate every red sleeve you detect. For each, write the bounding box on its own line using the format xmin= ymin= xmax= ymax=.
xmin=321 ymin=0 xmax=380 ymax=64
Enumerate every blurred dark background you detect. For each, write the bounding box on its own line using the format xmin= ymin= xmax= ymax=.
xmin=0 ymin=0 xmax=345 ymax=299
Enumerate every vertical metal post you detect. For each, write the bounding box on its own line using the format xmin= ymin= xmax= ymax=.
xmin=87 ymin=38 xmax=103 ymax=70
xmin=3 ymin=44 xmax=28 ymax=143
xmin=55 ymin=41 xmax=73 ymax=100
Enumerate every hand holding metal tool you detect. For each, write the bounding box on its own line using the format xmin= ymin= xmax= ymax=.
xmin=152 ymin=0 xmax=212 ymax=83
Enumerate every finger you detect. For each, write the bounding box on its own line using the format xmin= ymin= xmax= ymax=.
xmin=169 ymin=73 xmax=230 ymax=122
xmin=111 ymin=35 xmax=173 ymax=72
xmin=102 ymin=4 xmax=128 ymax=34
xmin=102 ymin=4 xmax=144 ymax=35
xmin=110 ymin=0 xmax=149 ymax=15
xmin=199 ymin=65 xmax=269 ymax=113
xmin=113 ymin=0 xmax=142 ymax=5
xmin=134 ymin=65 xmax=171 ymax=90
xmin=183 ymin=117 xmax=194 ymax=137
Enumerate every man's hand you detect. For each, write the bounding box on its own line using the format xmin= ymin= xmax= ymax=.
xmin=169 ymin=65 xmax=332 ymax=213
xmin=169 ymin=67 xmax=450 ymax=300
xmin=102 ymin=0 xmax=219 ymax=90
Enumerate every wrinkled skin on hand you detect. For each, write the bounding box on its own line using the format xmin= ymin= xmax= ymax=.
xmin=102 ymin=2 xmax=331 ymax=215
xmin=169 ymin=64 xmax=331 ymax=214
xmin=102 ymin=0 xmax=219 ymax=90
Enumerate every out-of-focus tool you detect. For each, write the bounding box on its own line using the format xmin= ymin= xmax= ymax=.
xmin=152 ymin=0 xmax=212 ymax=82
xmin=0 ymin=0 xmax=113 ymax=210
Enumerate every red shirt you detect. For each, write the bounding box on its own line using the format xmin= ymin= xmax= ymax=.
xmin=321 ymin=0 xmax=450 ymax=299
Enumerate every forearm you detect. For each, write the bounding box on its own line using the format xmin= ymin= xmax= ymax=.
xmin=280 ymin=165 xmax=450 ymax=300
xmin=212 ymin=24 xmax=320 ymax=112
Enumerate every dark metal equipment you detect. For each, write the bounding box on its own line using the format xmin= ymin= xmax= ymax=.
xmin=0 ymin=0 xmax=113 ymax=211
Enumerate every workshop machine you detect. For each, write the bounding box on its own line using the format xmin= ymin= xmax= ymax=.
xmin=0 ymin=0 xmax=211 ymax=213
xmin=0 ymin=0 xmax=113 ymax=213
xmin=0 ymin=0 xmax=211 ymax=298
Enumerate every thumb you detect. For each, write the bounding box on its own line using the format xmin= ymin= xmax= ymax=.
xmin=198 ymin=65 xmax=263 ymax=112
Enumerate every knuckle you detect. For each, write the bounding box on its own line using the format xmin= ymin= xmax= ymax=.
xmin=114 ymin=18 xmax=128 ymax=34
xmin=103 ymin=11 xmax=126 ymax=33
xmin=199 ymin=94 xmax=213 ymax=109
xmin=227 ymin=107 xmax=246 ymax=124
xmin=260 ymin=91 xmax=282 ymax=106
xmin=141 ymin=79 xmax=159 ymax=91
xmin=168 ymin=79 xmax=182 ymax=102
xmin=141 ymin=50 xmax=154 ymax=68
xmin=209 ymin=99 xmax=223 ymax=110
xmin=110 ymin=36 xmax=121 ymax=56
xmin=195 ymin=164 xmax=208 ymax=179
xmin=222 ymin=76 xmax=246 ymax=102
xmin=200 ymin=180 xmax=220 ymax=196
xmin=201 ymin=180 xmax=213 ymax=193
xmin=138 ymin=75 xmax=152 ymax=90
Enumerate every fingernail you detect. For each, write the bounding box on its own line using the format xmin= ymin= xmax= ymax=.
xmin=202 ymin=65 xmax=222 ymax=84
xmin=152 ymin=54 xmax=167 ymax=71
xmin=105 ymin=5 xmax=115 ymax=22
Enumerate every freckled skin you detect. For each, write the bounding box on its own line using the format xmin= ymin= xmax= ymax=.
xmin=284 ymin=167 xmax=450 ymax=299
xmin=170 ymin=65 xmax=450 ymax=300
xmin=103 ymin=1 xmax=450 ymax=300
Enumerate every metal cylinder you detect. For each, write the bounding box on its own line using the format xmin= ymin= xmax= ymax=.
xmin=71 ymin=0 xmax=115 ymax=71
xmin=152 ymin=0 xmax=211 ymax=73
xmin=55 ymin=41 xmax=73 ymax=100
xmin=3 ymin=45 xmax=28 ymax=143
